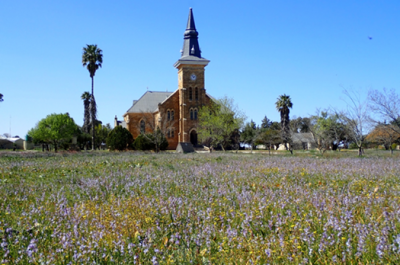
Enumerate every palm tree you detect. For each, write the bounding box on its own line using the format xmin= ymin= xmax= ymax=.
xmin=275 ymin=94 xmax=293 ymax=150
xmin=81 ymin=92 xmax=91 ymax=133
xmin=82 ymin=44 xmax=103 ymax=150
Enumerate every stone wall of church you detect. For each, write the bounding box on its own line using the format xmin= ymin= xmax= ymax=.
xmin=178 ymin=65 xmax=208 ymax=143
xmin=124 ymin=112 xmax=155 ymax=142
xmin=183 ymin=90 xmax=211 ymax=144
xmin=178 ymin=65 xmax=205 ymax=91
xmin=158 ymin=91 xmax=180 ymax=149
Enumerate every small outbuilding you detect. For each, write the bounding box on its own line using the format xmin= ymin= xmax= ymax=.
xmin=0 ymin=137 xmax=24 ymax=149
xmin=291 ymin=133 xmax=316 ymax=150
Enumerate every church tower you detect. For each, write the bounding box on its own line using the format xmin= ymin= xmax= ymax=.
xmin=174 ymin=8 xmax=210 ymax=147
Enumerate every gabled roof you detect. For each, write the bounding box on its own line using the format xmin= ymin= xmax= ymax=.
xmin=159 ymin=89 xmax=178 ymax=105
xmin=125 ymin=91 xmax=173 ymax=114
xmin=0 ymin=137 xmax=23 ymax=144
xmin=205 ymin=92 xmax=215 ymax=102
xmin=8 ymin=137 xmax=23 ymax=142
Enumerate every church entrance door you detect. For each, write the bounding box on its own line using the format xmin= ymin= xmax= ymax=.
xmin=190 ymin=130 xmax=198 ymax=146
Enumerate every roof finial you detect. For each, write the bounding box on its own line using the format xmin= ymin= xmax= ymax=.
xmin=186 ymin=7 xmax=196 ymax=30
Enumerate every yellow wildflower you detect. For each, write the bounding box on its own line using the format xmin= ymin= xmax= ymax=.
xmin=200 ymin=248 xmax=207 ymax=256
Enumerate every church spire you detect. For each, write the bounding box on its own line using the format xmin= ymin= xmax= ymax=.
xmin=181 ymin=8 xmax=201 ymax=58
xmin=174 ymin=8 xmax=209 ymax=68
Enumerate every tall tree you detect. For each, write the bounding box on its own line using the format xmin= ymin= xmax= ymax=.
xmin=81 ymin=91 xmax=91 ymax=133
xmin=95 ymin=123 xmax=112 ymax=149
xmin=290 ymin=116 xmax=311 ymax=133
xmin=368 ymin=88 xmax=400 ymax=132
xmin=366 ymin=123 xmax=400 ymax=154
xmin=309 ymin=111 xmax=348 ymax=153
xmin=256 ymin=128 xmax=282 ymax=154
xmin=28 ymin=113 xmax=78 ymax=152
xmin=270 ymin=121 xmax=281 ymax=131
xmin=275 ymin=94 xmax=293 ymax=150
xmin=198 ymin=97 xmax=246 ymax=151
xmin=107 ymin=126 xmax=134 ymax=151
xmin=339 ymin=89 xmax=370 ymax=156
xmin=82 ymin=44 xmax=103 ymax=150
xmin=240 ymin=121 xmax=257 ymax=152
xmin=261 ymin=116 xmax=272 ymax=129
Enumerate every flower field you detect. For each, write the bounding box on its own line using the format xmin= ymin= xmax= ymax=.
xmin=1 ymin=152 xmax=400 ymax=264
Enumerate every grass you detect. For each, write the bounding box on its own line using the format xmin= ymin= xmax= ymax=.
xmin=245 ymin=148 xmax=400 ymax=159
xmin=1 ymin=151 xmax=400 ymax=264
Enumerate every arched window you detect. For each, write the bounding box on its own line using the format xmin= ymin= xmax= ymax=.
xmin=140 ymin=120 xmax=145 ymax=134
xmin=190 ymin=109 xmax=194 ymax=120
xmin=195 ymin=88 xmax=199 ymax=101
xmin=194 ymin=108 xmax=198 ymax=120
xmin=171 ymin=110 xmax=174 ymax=121
xmin=167 ymin=110 xmax=170 ymax=121
xmin=189 ymin=87 xmax=193 ymax=100
xmin=167 ymin=128 xmax=174 ymax=138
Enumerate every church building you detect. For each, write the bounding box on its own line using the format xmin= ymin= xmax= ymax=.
xmin=119 ymin=8 xmax=212 ymax=150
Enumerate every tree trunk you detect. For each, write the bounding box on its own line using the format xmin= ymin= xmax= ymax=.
xmin=358 ymin=146 xmax=362 ymax=156
xmin=91 ymin=77 xmax=95 ymax=151
xmin=390 ymin=147 xmax=393 ymax=155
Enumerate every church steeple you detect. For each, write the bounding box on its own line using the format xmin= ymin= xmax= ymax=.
xmin=174 ymin=8 xmax=209 ymax=67
xmin=182 ymin=8 xmax=201 ymax=58
xmin=174 ymin=8 xmax=210 ymax=148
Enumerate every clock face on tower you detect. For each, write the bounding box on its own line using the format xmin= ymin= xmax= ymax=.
xmin=190 ymin=74 xmax=197 ymax=81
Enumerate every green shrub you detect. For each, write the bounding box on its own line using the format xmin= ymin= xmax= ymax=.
xmin=159 ymin=135 xmax=168 ymax=150
xmin=133 ymin=134 xmax=154 ymax=151
xmin=106 ymin=126 xmax=134 ymax=151
xmin=153 ymin=130 xmax=169 ymax=151
xmin=133 ymin=132 xmax=168 ymax=151
xmin=391 ymin=143 xmax=397 ymax=150
xmin=349 ymin=142 xmax=358 ymax=149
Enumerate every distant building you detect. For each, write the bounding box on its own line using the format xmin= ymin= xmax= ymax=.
xmin=0 ymin=136 xmax=24 ymax=149
xmin=116 ymin=8 xmax=213 ymax=150
xmin=114 ymin=115 xmax=126 ymax=128
xmin=291 ymin=133 xmax=316 ymax=150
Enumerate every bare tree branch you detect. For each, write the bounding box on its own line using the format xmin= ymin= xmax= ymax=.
xmin=368 ymin=88 xmax=400 ymax=133
xmin=339 ymin=89 xmax=371 ymax=156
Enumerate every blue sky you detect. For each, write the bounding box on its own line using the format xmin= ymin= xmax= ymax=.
xmin=1 ymin=0 xmax=399 ymax=137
